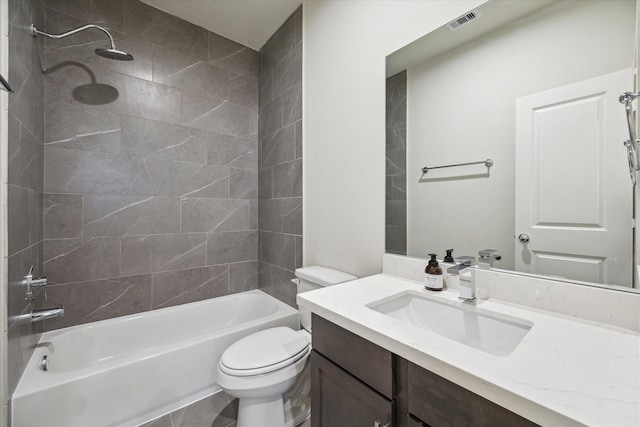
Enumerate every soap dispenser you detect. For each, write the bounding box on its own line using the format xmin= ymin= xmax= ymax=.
xmin=443 ymin=249 xmax=454 ymax=263
xmin=425 ymin=253 xmax=443 ymax=291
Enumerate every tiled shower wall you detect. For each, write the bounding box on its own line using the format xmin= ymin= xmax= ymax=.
xmin=7 ymin=0 xmax=45 ymax=397
xmin=257 ymin=8 xmax=303 ymax=307
xmin=42 ymin=0 xmax=261 ymax=330
xmin=385 ymin=71 xmax=407 ymax=255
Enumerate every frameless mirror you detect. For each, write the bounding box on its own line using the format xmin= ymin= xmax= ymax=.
xmin=385 ymin=0 xmax=639 ymax=292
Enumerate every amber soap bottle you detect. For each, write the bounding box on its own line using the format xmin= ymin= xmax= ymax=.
xmin=425 ymin=253 xmax=443 ymax=291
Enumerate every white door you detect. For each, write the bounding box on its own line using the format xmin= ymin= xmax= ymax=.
xmin=515 ymin=69 xmax=633 ymax=287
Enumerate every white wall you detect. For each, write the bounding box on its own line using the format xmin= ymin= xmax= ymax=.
xmin=302 ymin=0 xmax=485 ymax=277
xmin=406 ymin=0 xmax=635 ymax=270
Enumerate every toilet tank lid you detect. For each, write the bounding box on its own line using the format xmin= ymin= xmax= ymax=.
xmin=295 ymin=266 xmax=357 ymax=287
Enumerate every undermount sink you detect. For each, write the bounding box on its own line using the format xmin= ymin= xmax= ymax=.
xmin=366 ymin=291 xmax=532 ymax=357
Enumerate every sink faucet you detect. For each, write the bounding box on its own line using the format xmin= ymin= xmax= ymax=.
xmin=478 ymin=249 xmax=501 ymax=269
xmin=31 ymin=306 xmax=65 ymax=323
xmin=459 ymin=271 xmax=476 ymax=302
xmin=446 ymin=256 xmax=475 ymax=275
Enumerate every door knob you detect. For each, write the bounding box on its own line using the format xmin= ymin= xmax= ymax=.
xmin=518 ymin=233 xmax=530 ymax=243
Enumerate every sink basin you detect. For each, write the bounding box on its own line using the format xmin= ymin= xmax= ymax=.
xmin=366 ymin=291 xmax=532 ymax=356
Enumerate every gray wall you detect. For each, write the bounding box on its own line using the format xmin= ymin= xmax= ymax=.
xmin=258 ymin=8 xmax=303 ymax=307
xmin=7 ymin=0 xmax=45 ymax=398
xmin=385 ymin=71 xmax=406 ymax=255
xmin=42 ymin=0 xmax=261 ymax=329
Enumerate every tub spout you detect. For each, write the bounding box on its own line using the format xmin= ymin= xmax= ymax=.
xmin=31 ymin=306 xmax=64 ymax=323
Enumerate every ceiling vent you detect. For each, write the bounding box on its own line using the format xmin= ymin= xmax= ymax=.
xmin=446 ymin=10 xmax=481 ymax=32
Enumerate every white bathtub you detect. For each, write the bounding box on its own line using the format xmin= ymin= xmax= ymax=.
xmin=12 ymin=290 xmax=299 ymax=427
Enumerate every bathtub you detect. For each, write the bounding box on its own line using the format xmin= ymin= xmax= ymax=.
xmin=11 ymin=290 xmax=299 ymax=427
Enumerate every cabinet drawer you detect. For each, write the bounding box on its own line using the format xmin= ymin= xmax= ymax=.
xmin=311 ymin=351 xmax=394 ymax=427
xmin=408 ymin=363 xmax=539 ymax=427
xmin=312 ymin=314 xmax=394 ymax=399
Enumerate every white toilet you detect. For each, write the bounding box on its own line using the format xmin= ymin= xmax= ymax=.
xmin=217 ymin=266 xmax=357 ymax=427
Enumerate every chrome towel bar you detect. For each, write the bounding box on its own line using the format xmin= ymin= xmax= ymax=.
xmin=421 ymin=158 xmax=493 ymax=174
xmin=0 ymin=73 xmax=13 ymax=93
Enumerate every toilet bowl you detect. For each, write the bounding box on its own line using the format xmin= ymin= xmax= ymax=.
xmin=217 ymin=266 xmax=356 ymax=427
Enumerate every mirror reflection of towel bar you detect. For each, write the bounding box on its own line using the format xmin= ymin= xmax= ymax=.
xmin=421 ymin=158 xmax=493 ymax=174
xmin=0 ymin=73 xmax=14 ymax=93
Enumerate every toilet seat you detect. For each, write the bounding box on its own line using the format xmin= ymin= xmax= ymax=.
xmin=219 ymin=327 xmax=310 ymax=377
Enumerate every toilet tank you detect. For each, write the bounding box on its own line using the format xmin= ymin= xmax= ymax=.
xmin=295 ymin=266 xmax=357 ymax=331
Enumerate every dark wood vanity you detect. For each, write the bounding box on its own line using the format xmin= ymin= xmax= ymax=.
xmin=310 ymin=314 xmax=538 ymax=427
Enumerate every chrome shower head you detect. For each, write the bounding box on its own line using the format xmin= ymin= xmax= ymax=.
xmin=31 ymin=24 xmax=134 ymax=61
xmin=95 ymin=48 xmax=134 ymax=61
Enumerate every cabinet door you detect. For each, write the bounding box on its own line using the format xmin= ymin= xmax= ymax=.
xmin=311 ymin=351 xmax=394 ymax=427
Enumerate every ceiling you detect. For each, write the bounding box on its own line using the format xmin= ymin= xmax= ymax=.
xmin=140 ymin=0 xmax=303 ymax=51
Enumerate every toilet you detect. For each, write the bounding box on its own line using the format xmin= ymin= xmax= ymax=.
xmin=217 ymin=266 xmax=357 ymax=427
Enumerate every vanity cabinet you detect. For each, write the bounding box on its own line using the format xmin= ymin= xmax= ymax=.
xmin=311 ymin=314 xmax=538 ymax=427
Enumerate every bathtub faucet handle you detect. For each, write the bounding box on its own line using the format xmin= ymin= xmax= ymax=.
xmin=24 ymin=265 xmax=48 ymax=301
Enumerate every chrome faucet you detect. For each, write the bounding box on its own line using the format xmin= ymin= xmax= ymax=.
xmin=31 ymin=306 xmax=64 ymax=323
xmin=24 ymin=265 xmax=48 ymax=301
xmin=478 ymin=249 xmax=501 ymax=269
xmin=446 ymin=256 xmax=475 ymax=275
xmin=459 ymin=271 xmax=476 ymax=302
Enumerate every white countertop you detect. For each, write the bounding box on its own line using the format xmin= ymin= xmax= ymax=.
xmin=297 ymin=273 xmax=640 ymax=427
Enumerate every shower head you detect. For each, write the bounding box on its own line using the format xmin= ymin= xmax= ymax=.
xmin=31 ymin=24 xmax=134 ymax=61
xmin=95 ymin=48 xmax=134 ymax=61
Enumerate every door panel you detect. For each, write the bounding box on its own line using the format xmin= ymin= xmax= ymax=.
xmin=515 ymin=69 xmax=633 ymax=286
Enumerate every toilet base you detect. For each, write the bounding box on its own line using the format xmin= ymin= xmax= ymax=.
xmin=237 ymin=396 xmax=285 ymax=427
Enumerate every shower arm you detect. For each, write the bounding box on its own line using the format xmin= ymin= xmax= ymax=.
xmin=30 ymin=24 xmax=116 ymax=49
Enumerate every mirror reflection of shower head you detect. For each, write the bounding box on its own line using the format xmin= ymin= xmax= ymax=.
xmin=30 ymin=24 xmax=134 ymax=61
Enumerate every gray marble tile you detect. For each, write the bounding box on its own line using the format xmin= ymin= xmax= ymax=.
xmin=121 ymin=115 xmax=206 ymax=163
xmin=386 ymin=148 xmax=406 ymax=176
xmin=206 ymin=231 xmax=258 ymax=265
xmin=123 ymin=0 xmax=208 ymax=60
xmin=272 ymin=266 xmax=296 ymax=308
xmin=209 ymin=32 xmax=259 ymax=79
xmin=272 ymin=160 xmax=302 ymax=198
xmin=258 ymin=69 xmax=273 ymax=107
xmin=181 ymin=199 xmax=250 ymax=233
xmin=44 ymin=237 xmax=121 ymax=284
xmin=273 ymin=43 xmax=302 ymax=98
xmin=259 ymin=199 xmax=282 ymax=233
xmin=153 ymin=44 xmax=230 ymax=100
xmin=258 ymin=261 xmax=273 ymax=294
xmin=44 ymin=193 xmax=82 ymax=239
xmin=260 ymin=231 xmax=296 ymax=271
xmin=8 ymin=118 xmax=44 ymax=189
xmin=229 ymin=261 xmax=259 ymax=294
xmin=148 ymin=159 xmax=229 ymax=198
xmin=295 ymin=120 xmax=302 ymax=160
xmin=258 ymin=96 xmax=283 ymax=137
xmin=7 ymin=303 xmax=41 ymax=396
xmin=121 ymin=233 xmax=207 ymax=276
xmin=83 ymin=195 xmax=180 ymax=237
xmin=258 ymin=168 xmax=272 ymax=200
xmin=261 ymin=10 xmax=298 ymax=74
xmin=282 ymin=197 xmax=302 ymax=236
xmin=180 ymin=91 xmax=257 ymax=137
xmin=45 ymin=0 xmax=125 ymax=34
xmin=44 ymin=146 xmax=153 ymax=196
xmin=44 ymin=100 xmax=121 ymax=150
xmin=386 ymin=226 xmax=407 ymax=256
xmin=386 ymin=122 xmax=406 ymax=152
xmin=9 ymin=67 xmax=42 ymax=139
xmin=7 ymin=243 xmax=43 ymax=331
xmin=283 ymin=83 xmax=302 ymax=127
xmin=261 ymin=123 xmax=295 ymax=168
xmin=250 ymin=200 xmax=258 ymax=230
xmin=229 ymin=168 xmax=257 ymax=200
xmin=206 ymin=134 xmax=258 ymax=170
xmin=152 ymin=265 xmax=228 ymax=309
xmin=391 ymin=174 xmax=407 ymax=201
xmin=8 ymin=185 xmax=31 ymax=256
xmin=295 ymin=236 xmax=303 ymax=269
xmin=386 ymin=200 xmax=406 ymax=227
xmin=229 ymin=73 xmax=258 ymax=108
xmin=44 ymin=274 xmax=152 ymax=330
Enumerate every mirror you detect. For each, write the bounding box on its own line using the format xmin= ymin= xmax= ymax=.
xmin=385 ymin=0 xmax=639 ymax=291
